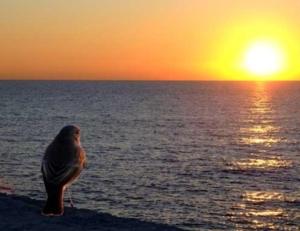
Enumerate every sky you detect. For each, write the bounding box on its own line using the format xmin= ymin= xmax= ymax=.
xmin=1 ymin=0 xmax=300 ymax=80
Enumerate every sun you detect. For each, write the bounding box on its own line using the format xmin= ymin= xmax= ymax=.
xmin=243 ymin=41 xmax=285 ymax=78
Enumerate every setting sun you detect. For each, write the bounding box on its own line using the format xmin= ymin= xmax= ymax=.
xmin=1 ymin=1 xmax=300 ymax=231
xmin=1 ymin=1 xmax=300 ymax=80
xmin=243 ymin=41 xmax=285 ymax=78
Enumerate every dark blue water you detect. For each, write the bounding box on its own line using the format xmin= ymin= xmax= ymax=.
xmin=0 ymin=81 xmax=299 ymax=230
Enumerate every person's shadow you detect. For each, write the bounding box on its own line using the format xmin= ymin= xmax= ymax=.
xmin=0 ymin=193 xmax=183 ymax=231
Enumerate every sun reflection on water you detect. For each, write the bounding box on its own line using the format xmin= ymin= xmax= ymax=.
xmin=229 ymin=191 xmax=290 ymax=230
xmin=227 ymin=84 xmax=298 ymax=230
xmin=248 ymin=219 xmax=278 ymax=230
xmin=238 ymin=83 xmax=284 ymax=147
xmin=247 ymin=209 xmax=284 ymax=217
xmin=229 ymin=205 xmax=285 ymax=230
xmin=230 ymin=83 xmax=293 ymax=172
xmin=241 ymin=137 xmax=280 ymax=146
xmin=231 ymin=157 xmax=292 ymax=171
xmin=243 ymin=191 xmax=284 ymax=203
xmin=240 ymin=125 xmax=278 ymax=134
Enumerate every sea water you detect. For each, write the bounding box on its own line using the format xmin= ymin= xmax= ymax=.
xmin=0 ymin=81 xmax=299 ymax=230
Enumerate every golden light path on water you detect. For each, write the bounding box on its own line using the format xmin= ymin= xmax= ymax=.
xmin=228 ymin=83 xmax=297 ymax=230
xmin=243 ymin=191 xmax=284 ymax=203
xmin=240 ymin=83 xmax=281 ymax=148
xmin=233 ymin=158 xmax=292 ymax=170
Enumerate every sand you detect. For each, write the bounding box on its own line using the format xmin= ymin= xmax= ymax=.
xmin=0 ymin=193 xmax=183 ymax=231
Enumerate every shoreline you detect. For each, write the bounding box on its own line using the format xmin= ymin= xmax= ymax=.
xmin=0 ymin=193 xmax=184 ymax=231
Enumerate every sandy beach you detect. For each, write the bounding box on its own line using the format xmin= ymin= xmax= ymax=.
xmin=0 ymin=193 xmax=183 ymax=231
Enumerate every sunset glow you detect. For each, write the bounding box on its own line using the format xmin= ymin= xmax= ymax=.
xmin=1 ymin=1 xmax=300 ymax=80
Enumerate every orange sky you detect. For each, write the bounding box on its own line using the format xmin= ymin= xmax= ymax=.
xmin=1 ymin=0 xmax=300 ymax=80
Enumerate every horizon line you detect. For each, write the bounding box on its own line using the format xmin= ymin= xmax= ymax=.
xmin=0 ymin=78 xmax=300 ymax=82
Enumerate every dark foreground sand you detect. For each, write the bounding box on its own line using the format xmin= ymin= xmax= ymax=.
xmin=0 ymin=193 xmax=184 ymax=231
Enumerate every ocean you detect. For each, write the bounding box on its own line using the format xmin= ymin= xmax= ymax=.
xmin=0 ymin=81 xmax=299 ymax=230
